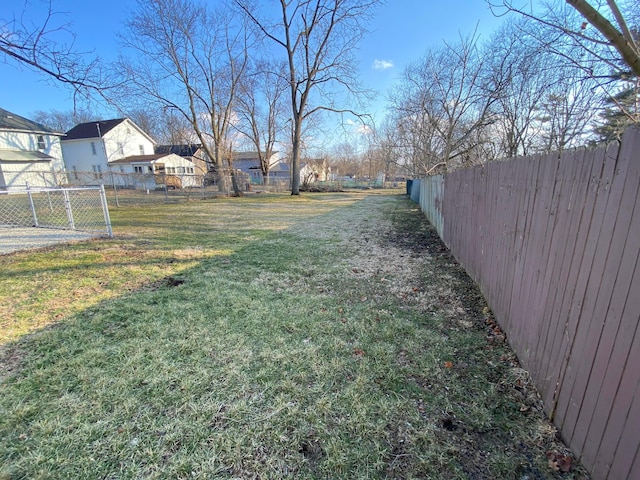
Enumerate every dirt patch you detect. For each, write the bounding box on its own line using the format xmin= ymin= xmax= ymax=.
xmin=0 ymin=344 xmax=25 ymax=385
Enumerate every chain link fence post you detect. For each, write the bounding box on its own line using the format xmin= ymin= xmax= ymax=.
xmin=99 ymin=184 xmax=113 ymax=238
xmin=26 ymin=185 xmax=39 ymax=227
xmin=63 ymin=188 xmax=76 ymax=230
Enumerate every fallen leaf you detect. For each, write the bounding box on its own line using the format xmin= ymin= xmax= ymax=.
xmin=353 ymin=348 xmax=365 ymax=358
xmin=547 ymin=452 xmax=572 ymax=473
xmin=444 ymin=361 xmax=454 ymax=369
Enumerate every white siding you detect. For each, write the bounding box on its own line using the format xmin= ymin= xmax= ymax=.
xmin=103 ymin=121 xmax=155 ymax=161
xmin=0 ymin=131 xmax=65 ymax=188
xmin=0 ymin=162 xmax=61 ymax=188
xmin=61 ymin=138 xmax=108 ymax=181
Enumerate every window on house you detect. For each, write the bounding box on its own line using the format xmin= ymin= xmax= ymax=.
xmin=134 ymin=166 xmax=143 ymax=173
xmin=91 ymin=142 xmax=97 ymax=155
xmin=92 ymin=165 xmax=103 ymax=179
xmin=148 ymin=166 xmax=153 ymax=173
xmin=72 ymin=166 xmax=78 ymax=180
xmin=37 ymin=135 xmax=46 ymax=150
xmin=117 ymin=143 xmax=124 ymax=156
xmin=139 ymin=145 xmax=144 ymax=155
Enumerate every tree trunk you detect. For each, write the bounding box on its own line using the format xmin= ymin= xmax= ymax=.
xmin=291 ymin=123 xmax=301 ymax=195
xmin=566 ymin=0 xmax=640 ymax=76
xmin=230 ymin=170 xmax=242 ymax=196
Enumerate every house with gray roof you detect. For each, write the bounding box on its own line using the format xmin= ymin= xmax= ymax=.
xmin=155 ymin=144 xmax=210 ymax=176
xmin=231 ymin=151 xmax=288 ymax=184
xmin=0 ymin=107 xmax=66 ymax=190
xmin=62 ymin=118 xmax=157 ymax=185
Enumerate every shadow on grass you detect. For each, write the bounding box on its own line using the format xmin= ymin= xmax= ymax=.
xmin=0 ymin=193 xmax=587 ymax=479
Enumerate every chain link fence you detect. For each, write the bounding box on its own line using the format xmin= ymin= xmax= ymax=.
xmin=2 ymin=169 xmax=405 ymax=213
xmin=0 ymin=185 xmax=113 ymax=236
xmin=64 ymin=170 xmax=292 ymax=206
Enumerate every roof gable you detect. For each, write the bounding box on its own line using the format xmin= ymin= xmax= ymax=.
xmin=233 ymin=151 xmax=279 ymax=161
xmin=0 ymin=108 xmax=61 ymax=135
xmin=155 ymin=144 xmax=203 ymax=157
xmin=64 ymin=118 xmax=127 ymax=140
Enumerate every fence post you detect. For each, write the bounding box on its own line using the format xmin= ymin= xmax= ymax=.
xmin=99 ymin=184 xmax=113 ymax=238
xmin=63 ymin=188 xmax=76 ymax=230
xmin=26 ymin=184 xmax=40 ymax=227
xmin=163 ymin=172 xmax=169 ymax=201
xmin=110 ymin=168 xmax=120 ymax=208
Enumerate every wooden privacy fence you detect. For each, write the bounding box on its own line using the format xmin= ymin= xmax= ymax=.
xmin=418 ymin=126 xmax=640 ymax=480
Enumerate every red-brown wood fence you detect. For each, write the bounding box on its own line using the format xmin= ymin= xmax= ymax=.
xmin=418 ymin=126 xmax=640 ymax=480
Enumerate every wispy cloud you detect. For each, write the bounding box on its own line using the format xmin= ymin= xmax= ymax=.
xmin=345 ymin=119 xmax=372 ymax=135
xmin=372 ymin=59 xmax=394 ymax=71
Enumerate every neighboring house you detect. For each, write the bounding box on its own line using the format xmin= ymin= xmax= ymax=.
xmin=155 ymin=144 xmax=210 ymax=177
xmin=300 ymin=158 xmax=330 ymax=184
xmin=62 ymin=118 xmax=156 ymax=185
xmin=268 ymin=162 xmax=291 ymax=182
xmin=109 ymin=153 xmax=199 ymax=189
xmin=0 ymin=107 xmax=65 ymax=190
xmin=232 ymin=151 xmax=282 ymax=183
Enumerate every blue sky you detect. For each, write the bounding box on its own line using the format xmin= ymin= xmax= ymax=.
xmin=1 ymin=0 xmax=505 ymax=126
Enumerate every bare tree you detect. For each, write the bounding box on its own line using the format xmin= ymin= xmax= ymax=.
xmin=117 ymin=0 xmax=249 ymax=195
xmin=533 ymin=66 xmax=600 ymax=151
xmin=234 ymin=59 xmax=289 ymax=184
xmin=489 ymin=1 xmax=640 ymax=77
xmin=234 ymin=0 xmax=380 ymax=195
xmin=389 ymin=32 xmax=499 ymax=173
xmin=567 ymin=0 xmax=640 ymax=76
xmin=2 ymin=0 xmax=107 ymax=102
xmin=485 ymin=18 xmax=553 ymax=157
xmin=32 ymin=108 xmax=96 ymax=133
xmin=371 ymin=118 xmax=401 ymax=181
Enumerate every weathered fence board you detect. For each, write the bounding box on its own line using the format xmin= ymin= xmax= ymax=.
xmin=554 ymin=142 xmax=626 ymax=439
xmin=417 ymin=126 xmax=640 ymax=480
xmin=585 ymin=184 xmax=640 ymax=478
xmin=570 ymin=137 xmax=640 ymax=460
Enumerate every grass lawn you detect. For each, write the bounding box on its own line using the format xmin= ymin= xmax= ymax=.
xmin=0 ymin=192 xmax=586 ymax=479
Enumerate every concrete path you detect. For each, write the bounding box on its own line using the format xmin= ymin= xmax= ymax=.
xmin=0 ymin=228 xmax=99 ymax=255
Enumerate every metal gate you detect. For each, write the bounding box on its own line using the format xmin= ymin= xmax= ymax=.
xmin=0 ymin=185 xmax=113 ymax=237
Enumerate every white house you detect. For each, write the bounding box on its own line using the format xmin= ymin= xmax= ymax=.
xmin=109 ymin=153 xmax=199 ymax=189
xmin=232 ymin=151 xmax=287 ymax=184
xmin=155 ymin=144 xmax=210 ymax=176
xmin=300 ymin=158 xmax=330 ymax=184
xmin=0 ymin=107 xmax=65 ymax=190
xmin=62 ymin=118 xmax=157 ymax=185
